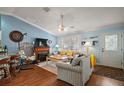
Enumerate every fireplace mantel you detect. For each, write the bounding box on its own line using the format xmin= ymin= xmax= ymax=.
xmin=35 ymin=47 xmax=49 ymax=53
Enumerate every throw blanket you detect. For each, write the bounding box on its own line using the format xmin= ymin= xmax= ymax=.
xmin=90 ymin=54 xmax=96 ymax=68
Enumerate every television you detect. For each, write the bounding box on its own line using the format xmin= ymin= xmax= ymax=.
xmin=34 ymin=38 xmax=49 ymax=48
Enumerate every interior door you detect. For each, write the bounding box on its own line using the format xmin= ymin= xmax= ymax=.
xmin=101 ymin=32 xmax=123 ymax=69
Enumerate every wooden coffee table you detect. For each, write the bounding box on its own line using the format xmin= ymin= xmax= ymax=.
xmin=46 ymin=55 xmax=70 ymax=63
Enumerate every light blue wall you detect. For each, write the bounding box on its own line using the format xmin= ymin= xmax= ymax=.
xmin=57 ymin=24 xmax=124 ymax=64
xmin=1 ymin=15 xmax=57 ymax=53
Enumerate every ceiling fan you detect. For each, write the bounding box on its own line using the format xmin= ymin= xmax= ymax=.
xmin=58 ymin=14 xmax=76 ymax=32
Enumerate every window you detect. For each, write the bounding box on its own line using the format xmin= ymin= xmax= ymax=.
xmin=58 ymin=35 xmax=81 ymax=50
xmin=105 ymin=35 xmax=118 ymax=51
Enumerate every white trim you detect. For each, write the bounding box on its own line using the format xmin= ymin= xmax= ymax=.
xmin=0 ymin=12 xmax=56 ymax=36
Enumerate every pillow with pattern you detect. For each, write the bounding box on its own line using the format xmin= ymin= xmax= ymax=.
xmin=71 ymin=57 xmax=81 ymax=66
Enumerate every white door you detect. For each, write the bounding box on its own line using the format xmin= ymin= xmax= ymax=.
xmin=101 ymin=32 xmax=123 ymax=69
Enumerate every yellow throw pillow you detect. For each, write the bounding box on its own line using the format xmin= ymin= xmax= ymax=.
xmin=66 ymin=50 xmax=73 ymax=56
xmin=60 ymin=50 xmax=66 ymax=55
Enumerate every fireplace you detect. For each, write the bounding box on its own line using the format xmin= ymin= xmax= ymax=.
xmin=35 ymin=47 xmax=49 ymax=62
xmin=34 ymin=38 xmax=49 ymax=62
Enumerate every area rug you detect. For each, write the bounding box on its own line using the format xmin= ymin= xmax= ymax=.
xmin=36 ymin=62 xmax=57 ymax=75
xmin=93 ymin=65 xmax=124 ymax=82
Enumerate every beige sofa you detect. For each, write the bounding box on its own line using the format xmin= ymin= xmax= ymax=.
xmin=56 ymin=56 xmax=92 ymax=86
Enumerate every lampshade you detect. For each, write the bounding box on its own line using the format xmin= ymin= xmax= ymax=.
xmin=55 ymin=44 xmax=59 ymax=48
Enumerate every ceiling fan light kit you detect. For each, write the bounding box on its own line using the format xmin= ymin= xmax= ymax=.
xmin=58 ymin=25 xmax=64 ymax=32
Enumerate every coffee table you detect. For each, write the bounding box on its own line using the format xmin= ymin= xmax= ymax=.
xmin=46 ymin=55 xmax=72 ymax=63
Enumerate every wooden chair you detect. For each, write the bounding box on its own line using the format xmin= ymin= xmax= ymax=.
xmin=9 ymin=55 xmax=20 ymax=76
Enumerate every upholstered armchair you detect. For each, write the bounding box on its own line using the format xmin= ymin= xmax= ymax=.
xmin=56 ymin=56 xmax=92 ymax=86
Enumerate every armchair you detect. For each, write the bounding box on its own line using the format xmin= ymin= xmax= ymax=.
xmin=56 ymin=56 xmax=92 ymax=86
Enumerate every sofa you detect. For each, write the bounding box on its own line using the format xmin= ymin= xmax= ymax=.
xmin=56 ymin=56 xmax=92 ymax=86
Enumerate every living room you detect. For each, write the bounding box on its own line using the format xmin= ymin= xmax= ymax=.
xmin=0 ymin=7 xmax=124 ymax=86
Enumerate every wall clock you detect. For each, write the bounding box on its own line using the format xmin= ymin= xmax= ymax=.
xmin=9 ymin=31 xmax=24 ymax=42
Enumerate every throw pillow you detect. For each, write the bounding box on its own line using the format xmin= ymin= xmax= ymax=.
xmin=70 ymin=58 xmax=73 ymax=64
xmin=71 ymin=57 xmax=81 ymax=66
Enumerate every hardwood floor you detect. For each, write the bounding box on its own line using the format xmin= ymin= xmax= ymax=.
xmin=0 ymin=65 xmax=124 ymax=86
xmin=86 ymin=74 xmax=124 ymax=86
xmin=0 ymin=65 xmax=71 ymax=86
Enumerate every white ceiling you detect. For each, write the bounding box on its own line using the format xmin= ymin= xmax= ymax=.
xmin=0 ymin=7 xmax=124 ymax=36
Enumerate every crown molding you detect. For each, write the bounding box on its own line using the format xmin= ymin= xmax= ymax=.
xmin=0 ymin=12 xmax=56 ymax=36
